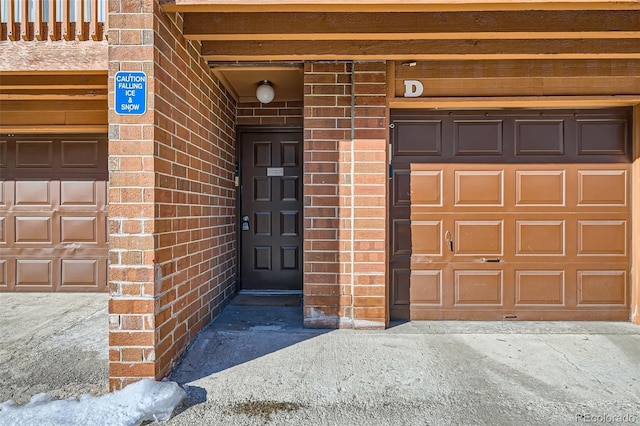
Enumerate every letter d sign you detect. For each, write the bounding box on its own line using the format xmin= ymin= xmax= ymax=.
xmin=403 ymin=80 xmax=424 ymax=98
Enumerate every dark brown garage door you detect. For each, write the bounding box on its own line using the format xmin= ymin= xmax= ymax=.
xmin=0 ymin=134 xmax=108 ymax=291
xmin=390 ymin=109 xmax=631 ymax=321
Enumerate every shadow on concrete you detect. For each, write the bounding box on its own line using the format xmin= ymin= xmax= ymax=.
xmin=168 ymin=301 xmax=331 ymax=385
xmin=172 ymin=385 xmax=208 ymax=416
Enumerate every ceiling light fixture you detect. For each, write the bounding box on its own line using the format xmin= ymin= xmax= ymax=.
xmin=256 ymin=80 xmax=275 ymax=104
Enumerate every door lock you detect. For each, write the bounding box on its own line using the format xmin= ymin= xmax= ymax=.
xmin=241 ymin=215 xmax=250 ymax=231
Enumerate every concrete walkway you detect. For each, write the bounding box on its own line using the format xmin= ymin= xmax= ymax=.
xmin=1 ymin=294 xmax=639 ymax=425
xmin=0 ymin=293 xmax=110 ymax=404
xmin=167 ymin=305 xmax=640 ymax=426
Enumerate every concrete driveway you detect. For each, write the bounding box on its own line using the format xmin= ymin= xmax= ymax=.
xmin=167 ymin=305 xmax=640 ymax=426
xmin=0 ymin=293 xmax=110 ymax=404
xmin=1 ymin=294 xmax=639 ymax=425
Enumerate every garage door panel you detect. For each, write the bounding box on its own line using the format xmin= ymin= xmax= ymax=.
xmin=15 ymin=216 xmax=52 ymax=243
xmin=61 ymin=259 xmax=98 ymax=287
xmin=60 ymin=217 xmax=97 ymax=243
xmin=454 ymin=220 xmax=503 ymax=256
xmin=515 ymin=120 xmax=564 ymax=156
xmin=61 ymin=141 xmax=99 ymax=168
xmin=410 ymin=270 xmax=442 ymax=305
xmin=393 ymin=120 xmax=442 ymax=156
xmin=454 ymin=270 xmax=503 ymax=305
xmin=60 ymin=180 xmax=99 ymax=206
xmin=516 ymin=220 xmax=565 ymax=256
xmin=16 ymin=141 xmax=53 ymax=168
xmin=392 ymin=219 xmax=411 ymax=256
xmin=577 ymin=170 xmax=627 ymax=206
xmin=454 ymin=170 xmax=503 ymax=206
xmin=0 ymin=140 xmax=6 ymax=167
xmin=391 ymin=268 xmax=411 ymax=306
xmin=16 ymin=259 xmax=52 ymax=287
xmin=0 ymin=260 xmax=6 ymax=286
xmin=453 ymin=120 xmax=503 ymax=156
xmin=577 ymin=119 xmax=628 ymax=155
xmin=410 ymin=170 xmax=442 ymax=206
xmin=411 ymin=220 xmax=442 ymax=255
xmin=577 ymin=220 xmax=627 ymax=256
xmin=577 ymin=270 xmax=627 ymax=306
xmin=14 ymin=181 xmax=52 ymax=206
xmin=515 ymin=270 xmax=565 ymax=306
xmin=391 ymin=108 xmax=631 ymax=320
xmin=516 ymin=170 xmax=565 ymax=206
xmin=392 ymin=169 xmax=411 ymax=206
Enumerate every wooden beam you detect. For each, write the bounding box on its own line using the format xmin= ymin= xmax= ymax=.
xmin=0 ymin=72 xmax=107 ymax=85
xmin=161 ymin=0 xmax=640 ymax=13
xmin=388 ymin=96 xmax=640 ymax=109
xmin=0 ymin=94 xmax=108 ymax=101
xmin=0 ymin=110 xmax=107 ymax=126
xmin=0 ymin=125 xmax=108 ymax=133
xmin=184 ymin=11 xmax=640 ymax=41
xmin=394 ymin=59 xmax=640 ymax=79
xmin=0 ymin=41 xmax=107 ymax=72
xmin=2 ymin=99 xmax=107 ymax=112
xmin=1 ymin=85 xmax=106 ymax=91
xmin=201 ymin=38 xmax=640 ymax=61
xmin=393 ymin=76 xmax=640 ymax=97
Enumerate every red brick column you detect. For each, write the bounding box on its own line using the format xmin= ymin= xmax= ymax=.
xmin=108 ymin=1 xmax=237 ymax=390
xmin=303 ymin=61 xmax=387 ymax=329
xmin=352 ymin=62 xmax=388 ymax=327
xmin=107 ymin=0 xmax=157 ymax=390
xmin=303 ymin=62 xmax=353 ymax=327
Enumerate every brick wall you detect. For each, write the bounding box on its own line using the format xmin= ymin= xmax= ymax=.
xmin=351 ymin=62 xmax=388 ymax=326
xmin=108 ymin=1 xmax=237 ymax=390
xmin=237 ymin=101 xmax=303 ymax=126
xmin=303 ymin=61 xmax=387 ymax=328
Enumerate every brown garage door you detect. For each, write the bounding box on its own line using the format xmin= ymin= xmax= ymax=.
xmin=0 ymin=134 xmax=108 ymax=292
xmin=390 ymin=109 xmax=631 ymax=321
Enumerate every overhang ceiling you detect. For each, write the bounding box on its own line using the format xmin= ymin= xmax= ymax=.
xmin=212 ymin=65 xmax=304 ymax=103
xmin=160 ymin=0 xmax=640 ymax=102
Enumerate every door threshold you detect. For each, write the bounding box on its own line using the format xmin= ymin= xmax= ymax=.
xmin=238 ymin=289 xmax=303 ymax=296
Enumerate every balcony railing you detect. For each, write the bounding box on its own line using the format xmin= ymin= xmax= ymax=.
xmin=0 ymin=0 xmax=107 ymax=41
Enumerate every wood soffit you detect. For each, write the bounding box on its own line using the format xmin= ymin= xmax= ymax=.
xmin=171 ymin=4 xmax=640 ymax=102
xmin=173 ymin=9 xmax=640 ymax=61
xmin=0 ymin=72 xmax=108 ymax=132
xmin=160 ymin=1 xmax=640 ymax=13
xmin=211 ymin=65 xmax=303 ymax=103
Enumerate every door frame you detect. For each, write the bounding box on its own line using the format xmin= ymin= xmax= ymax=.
xmin=236 ymin=125 xmax=304 ymax=292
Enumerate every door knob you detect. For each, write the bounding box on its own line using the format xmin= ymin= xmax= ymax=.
xmin=445 ymin=231 xmax=453 ymax=252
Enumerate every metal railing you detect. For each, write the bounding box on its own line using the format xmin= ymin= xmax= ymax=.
xmin=0 ymin=0 xmax=107 ymax=41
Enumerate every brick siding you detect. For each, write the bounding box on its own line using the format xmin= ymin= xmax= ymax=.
xmin=237 ymin=101 xmax=303 ymax=126
xmin=303 ymin=61 xmax=387 ymax=328
xmin=108 ymin=1 xmax=237 ymax=390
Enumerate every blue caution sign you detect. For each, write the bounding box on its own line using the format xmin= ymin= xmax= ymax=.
xmin=115 ymin=71 xmax=147 ymax=115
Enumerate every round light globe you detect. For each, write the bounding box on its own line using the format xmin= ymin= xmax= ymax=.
xmin=256 ymin=81 xmax=275 ymax=104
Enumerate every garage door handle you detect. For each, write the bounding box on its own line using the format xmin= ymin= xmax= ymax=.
xmin=481 ymin=258 xmax=501 ymax=263
xmin=445 ymin=231 xmax=453 ymax=252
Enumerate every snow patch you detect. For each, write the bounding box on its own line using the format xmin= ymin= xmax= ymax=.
xmin=0 ymin=379 xmax=186 ymax=426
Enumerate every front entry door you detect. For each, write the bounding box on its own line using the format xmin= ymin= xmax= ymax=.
xmin=240 ymin=130 xmax=303 ymax=291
